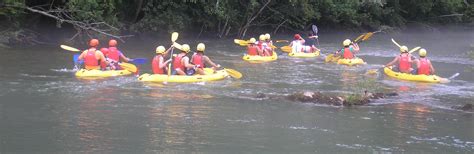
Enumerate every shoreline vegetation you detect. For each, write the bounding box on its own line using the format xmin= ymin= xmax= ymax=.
xmin=0 ymin=0 xmax=473 ymax=47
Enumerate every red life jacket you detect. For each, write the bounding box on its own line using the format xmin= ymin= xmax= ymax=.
xmin=399 ymin=53 xmax=411 ymax=73
xmin=84 ymin=48 xmax=100 ymax=70
xmin=343 ymin=47 xmax=354 ymax=59
xmin=151 ymin=55 xmax=165 ymax=74
xmin=248 ymin=45 xmax=258 ymax=55
xmin=418 ymin=58 xmax=431 ymax=75
xmin=192 ymin=53 xmax=205 ymax=68
xmin=107 ymin=47 xmax=121 ymax=62
xmin=173 ymin=53 xmax=186 ymax=71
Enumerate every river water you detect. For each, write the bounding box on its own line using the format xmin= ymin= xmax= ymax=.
xmin=0 ymin=31 xmax=473 ymax=153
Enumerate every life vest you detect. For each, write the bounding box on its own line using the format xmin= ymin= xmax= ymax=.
xmin=84 ymin=48 xmax=100 ymax=70
xmin=418 ymin=58 xmax=431 ymax=75
xmin=107 ymin=47 xmax=121 ymax=62
xmin=291 ymin=40 xmax=303 ymax=53
xmin=172 ymin=53 xmax=186 ymax=71
xmin=342 ymin=47 xmax=354 ymax=59
xmin=257 ymin=41 xmax=267 ymax=51
xmin=192 ymin=53 xmax=205 ymax=68
xmin=247 ymin=45 xmax=258 ymax=55
xmin=151 ymin=55 xmax=165 ymax=74
xmin=399 ymin=53 xmax=411 ymax=73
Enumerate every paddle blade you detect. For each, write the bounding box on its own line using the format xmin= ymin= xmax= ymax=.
xmin=171 ymin=32 xmax=179 ymax=42
xmin=312 ymin=25 xmax=318 ymax=34
xmin=362 ymin=32 xmax=374 ymax=41
xmin=119 ymin=63 xmax=138 ymax=73
xmin=391 ymin=38 xmax=401 ymax=48
xmin=73 ymin=54 xmax=79 ymax=63
xmin=408 ymin=47 xmax=421 ymax=54
xmin=61 ymin=45 xmax=80 ymax=52
xmin=130 ymin=58 xmax=147 ymax=65
xmin=280 ymin=46 xmax=291 ymax=53
xmin=354 ymin=34 xmax=365 ymax=43
xmin=233 ymin=39 xmax=240 ymax=44
xmin=225 ymin=69 xmax=242 ymax=79
xmin=448 ymin=73 xmax=460 ymax=79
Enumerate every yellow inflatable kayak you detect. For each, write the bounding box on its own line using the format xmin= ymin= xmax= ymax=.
xmin=325 ymin=54 xmax=340 ymax=63
xmin=288 ymin=51 xmax=320 ymax=58
xmin=75 ymin=69 xmax=132 ymax=78
xmin=138 ymin=68 xmax=229 ymax=83
xmin=242 ymin=51 xmax=277 ymax=63
xmin=383 ymin=66 xmax=447 ymax=83
xmin=337 ymin=58 xmax=365 ymax=66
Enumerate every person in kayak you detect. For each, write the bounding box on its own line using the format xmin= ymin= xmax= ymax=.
xmin=257 ymin=34 xmax=271 ymax=56
xmin=78 ymin=39 xmax=108 ymax=70
xmin=172 ymin=44 xmax=196 ymax=75
xmin=265 ymin=33 xmax=274 ymax=56
xmin=247 ymin=38 xmax=263 ymax=56
xmin=384 ymin=46 xmax=415 ymax=74
xmin=415 ymin=48 xmax=435 ymax=75
xmin=302 ymin=31 xmax=320 ymax=53
xmin=190 ymin=43 xmax=221 ymax=75
xmin=107 ymin=39 xmax=131 ymax=70
xmin=335 ymin=39 xmax=359 ymax=59
xmin=151 ymin=45 xmax=172 ymax=74
xmin=289 ymin=34 xmax=305 ymax=53
xmin=99 ymin=48 xmax=111 ymax=70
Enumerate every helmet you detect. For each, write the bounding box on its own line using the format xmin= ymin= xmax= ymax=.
xmin=156 ymin=46 xmax=165 ymax=54
xmin=419 ymin=48 xmax=427 ymax=56
xmin=265 ymin=33 xmax=271 ymax=40
xmin=181 ymin=44 xmax=190 ymax=53
xmin=197 ymin=43 xmax=205 ymax=52
xmin=343 ymin=39 xmax=351 ymax=46
xmin=259 ymin=34 xmax=266 ymax=41
xmin=400 ymin=46 xmax=408 ymax=53
xmin=108 ymin=39 xmax=117 ymax=47
xmin=89 ymin=39 xmax=99 ymax=47
xmin=294 ymin=34 xmax=301 ymax=40
xmin=249 ymin=38 xmax=256 ymax=44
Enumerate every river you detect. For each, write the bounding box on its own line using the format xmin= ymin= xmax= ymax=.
xmin=0 ymin=30 xmax=473 ymax=153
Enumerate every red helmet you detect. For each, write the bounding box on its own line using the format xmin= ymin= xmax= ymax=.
xmin=294 ymin=34 xmax=301 ymax=40
xmin=108 ymin=39 xmax=117 ymax=47
xmin=89 ymin=39 xmax=99 ymax=47
xmin=100 ymin=48 xmax=109 ymax=55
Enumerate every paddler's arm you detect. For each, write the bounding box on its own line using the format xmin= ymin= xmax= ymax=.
xmin=429 ymin=60 xmax=436 ymax=74
xmin=159 ymin=56 xmax=170 ymax=69
xmin=97 ymin=51 xmax=109 ymax=65
xmin=352 ymin=43 xmax=360 ymax=52
xmin=119 ymin=52 xmax=131 ymax=62
xmin=203 ymin=56 xmax=220 ymax=68
xmin=77 ymin=51 xmax=86 ymax=61
xmin=183 ymin=57 xmax=195 ymax=68
xmin=384 ymin=56 xmax=399 ymax=67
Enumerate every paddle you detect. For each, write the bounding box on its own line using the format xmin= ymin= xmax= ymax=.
xmin=276 ymin=40 xmax=289 ymax=43
xmin=60 ymin=45 xmax=81 ymax=52
xmin=391 ymin=38 xmax=401 ymax=48
xmin=312 ymin=24 xmax=320 ymax=46
xmin=167 ymin=32 xmax=179 ymax=77
xmin=129 ymin=58 xmax=147 ymax=65
xmin=118 ymin=62 xmax=138 ymax=73
xmin=224 ymin=68 xmax=242 ymax=79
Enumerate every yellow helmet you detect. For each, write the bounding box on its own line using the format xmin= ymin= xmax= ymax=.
xmin=400 ymin=46 xmax=408 ymax=53
xmin=155 ymin=46 xmax=165 ymax=54
xmin=419 ymin=48 xmax=427 ymax=56
xmin=197 ymin=43 xmax=205 ymax=52
xmin=249 ymin=38 xmax=256 ymax=44
xmin=259 ymin=34 xmax=265 ymax=41
xmin=343 ymin=39 xmax=351 ymax=46
xmin=181 ymin=44 xmax=190 ymax=53
xmin=265 ymin=33 xmax=271 ymax=40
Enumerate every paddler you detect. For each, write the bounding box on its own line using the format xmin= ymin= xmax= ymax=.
xmin=264 ymin=33 xmax=274 ymax=56
xmin=247 ymin=38 xmax=263 ymax=56
xmin=107 ymin=39 xmax=131 ymax=70
xmin=335 ymin=39 xmax=359 ymax=59
xmin=384 ymin=46 xmax=415 ymax=74
xmin=172 ymin=44 xmax=196 ymax=75
xmin=289 ymin=34 xmax=305 ymax=53
xmin=151 ymin=45 xmax=172 ymax=74
xmin=190 ymin=43 xmax=221 ymax=75
xmin=77 ymin=39 xmax=108 ymax=70
xmin=303 ymin=31 xmax=320 ymax=53
xmin=257 ymin=34 xmax=271 ymax=56
xmin=415 ymin=48 xmax=435 ymax=75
